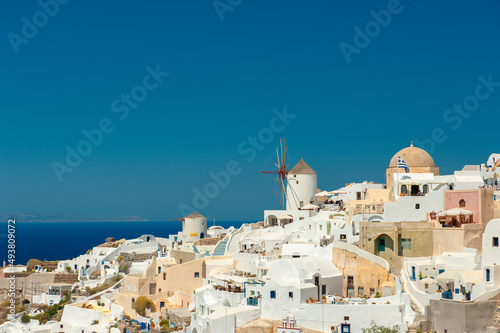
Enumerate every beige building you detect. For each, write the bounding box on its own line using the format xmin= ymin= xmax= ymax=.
xmin=359 ymin=221 xmax=434 ymax=270
xmin=432 ymin=223 xmax=484 ymax=255
xmin=116 ymin=256 xmax=233 ymax=318
xmin=331 ymin=242 xmax=394 ymax=298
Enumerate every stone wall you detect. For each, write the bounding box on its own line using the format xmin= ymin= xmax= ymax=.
xmin=332 ymin=245 xmax=393 ymax=298
xmin=193 ymin=234 xmax=224 ymax=246
xmin=121 ymin=252 xmax=156 ymax=265
xmin=54 ymin=273 xmax=79 ymax=284
xmin=420 ymin=299 xmax=497 ymax=332
xmin=3 ymin=272 xmax=31 ymax=278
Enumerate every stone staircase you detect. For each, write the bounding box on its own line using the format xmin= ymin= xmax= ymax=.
xmin=493 ymin=306 xmax=500 ymax=331
xmin=212 ymin=236 xmax=229 ymax=256
xmin=407 ymin=299 xmax=426 ymax=332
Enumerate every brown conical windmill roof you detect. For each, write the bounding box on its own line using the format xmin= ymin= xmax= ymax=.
xmin=289 ymin=158 xmax=316 ymax=175
xmin=183 ymin=212 xmax=206 ymax=219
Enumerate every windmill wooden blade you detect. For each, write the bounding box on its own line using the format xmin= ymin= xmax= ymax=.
xmin=260 ymin=138 xmax=289 ymax=207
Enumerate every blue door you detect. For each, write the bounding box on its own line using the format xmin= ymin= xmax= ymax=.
xmin=412 ymin=266 xmax=416 ymax=280
xmin=439 ymin=269 xmax=445 ymax=274
xmin=378 ymin=238 xmax=385 ymax=252
xmin=486 ymin=269 xmax=490 ymax=282
xmin=341 ymin=324 xmax=350 ymax=333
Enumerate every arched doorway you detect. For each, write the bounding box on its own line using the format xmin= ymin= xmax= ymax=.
xmin=375 ymin=234 xmax=394 ymax=256
xmin=265 ymin=215 xmax=278 ymax=227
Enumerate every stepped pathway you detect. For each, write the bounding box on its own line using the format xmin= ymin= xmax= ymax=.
xmin=226 ymin=226 xmax=247 ymax=255
xmin=212 ymin=236 xmax=230 ymax=256
xmin=492 ymin=305 xmax=500 ymax=330
xmin=407 ymin=298 xmax=426 ymax=332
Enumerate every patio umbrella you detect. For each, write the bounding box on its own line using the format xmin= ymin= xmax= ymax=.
xmin=438 ymin=208 xmax=474 ymax=217
xmin=279 ymin=214 xmax=294 ymax=220
xmin=301 ymin=204 xmax=319 ymax=210
xmin=419 ymin=277 xmax=437 ymax=285
xmin=315 ymin=191 xmax=331 ymax=197
xmin=329 ymin=190 xmax=347 ymax=195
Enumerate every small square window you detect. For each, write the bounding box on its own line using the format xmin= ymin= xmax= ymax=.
xmin=194 ymin=272 xmax=200 ymax=278
xmin=344 ymin=316 xmax=349 ymax=321
xmin=402 ymin=238 xmax=411 ymax=250
xmin=270 ymin=290 xmax=276 ymax=299
xmin=493 ymin=237 xmax=499 ymax=247
xmin=288 ymin=292 xmax=293 ymax=298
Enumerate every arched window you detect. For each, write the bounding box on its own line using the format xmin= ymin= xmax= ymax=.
xmin=459 ymin=199 xmax=466 ymax=208
xmin=401 ymin=185 xmax=407 ymax=195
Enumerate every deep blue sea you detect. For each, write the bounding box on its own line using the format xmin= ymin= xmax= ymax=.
xmin=0 ymin=221 xmax=247 ymax=266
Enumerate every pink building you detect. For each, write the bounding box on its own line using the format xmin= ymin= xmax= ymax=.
xmin=443 ymin=189 xmax=495 ymax=225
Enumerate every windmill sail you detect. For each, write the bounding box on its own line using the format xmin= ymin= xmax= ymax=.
xmin=260 ymin=138 xmax=289 ymax=207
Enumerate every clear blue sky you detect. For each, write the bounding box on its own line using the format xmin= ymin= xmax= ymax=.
xmin=1 ymin=0 xmax=499 ymax=221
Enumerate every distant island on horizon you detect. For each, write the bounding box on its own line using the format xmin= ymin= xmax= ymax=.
xmin=1 ymin=212 xmax=149 ymax=222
